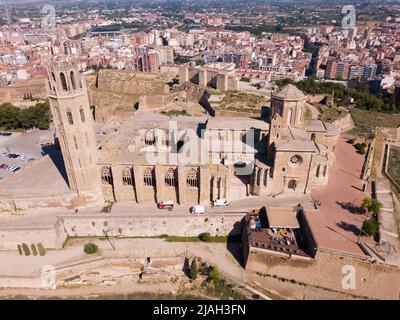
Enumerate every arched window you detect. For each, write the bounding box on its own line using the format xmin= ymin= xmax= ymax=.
xmin=60 ymin=72 xmax=68 ymax=91
xmin=186 ymin=168 xmax=199 ymax=188
xmin=316 ymin=164 xmax=321 ymax=178
xmin=73 ymin=135 xmax=78 ymax=149
xmin=51 ymin=72 xmax=56 ymax=82
xmin=144 ymin=167 xmax=155 ymax=187
xmin=66 ymin=108 xmax=74 ymax=125
xmin=80 ymin=107 xmax=85 ymax=123
xmin=101 ymin=166 xmax=113 ymax=185
xmin=323 ymin=165 xmax=328 ymax=177
xmin=122 ymin=167 xmax=133 ymax=186
xmin=70 ymin=71 xmax=76 ymax=90
xmin=311 ymin=133 xmax=316 ymax=142
xmin=288 ymin=179 xmax=297 ymax=191
xmin=287 ymin=108 xmax=293 ymax=126
xmin=165 ymin=168 xmax=177 ymax=187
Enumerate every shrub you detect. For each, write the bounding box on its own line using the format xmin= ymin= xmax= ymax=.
xmin=346 ymin=138 xmax=355 ymax=144
xmin=84 ymin=242 xmax=99 ymax=254
xmin=189 ymin=258 xmax=198 ymax=280
xmin=354 ymin=143 xmax=367 ymax=155
xmin=209 ymin=266 xmax=222 ymax=284
xmin=17 ymin=244 xmax=22 ymax=255
xmin=361 ymin=197 xmax=383 ymax=216
xmin=198 ymin=232 xmax=211 ymax=242
xmin=31 ymin=244 xmax=38 ymax=256
xmin=37 ymin=243 xmax=46 ymax=256
xmin=362 ymin=218 xmax=379 ymax=237
xmin=37 ymin=119 xmax=49 ymax=130
xmin=22 ymin=243 xmax=30 ymax=256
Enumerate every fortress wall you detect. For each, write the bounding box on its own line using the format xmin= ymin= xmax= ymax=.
xmin=0 ymin=221 xmax=67 ymax=250
xmin=61 ymin=214 xmax=243 ymax=238
xmin=0 ymin=194 xmax=78 ymax=214
xmin=139 ymin=94 xmax=175 ymax=109
xmin=0 ymin=213 xmax=244 ymax=252
xmin=96 ymin=72 xmax=168 ymax=96
xmin=332 ymin=112 xmax=355 ymax=132
xmin=0 ymin=275 xmax=42 ymax=289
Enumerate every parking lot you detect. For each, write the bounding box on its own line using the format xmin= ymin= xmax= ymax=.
xmin=0 ymin=130 xmax=53 ymax=182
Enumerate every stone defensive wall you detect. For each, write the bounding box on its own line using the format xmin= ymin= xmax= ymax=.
xmin=61 ymin=213 xmax=243 ymax=239
xmin=0 ymin=219 xmax=67 ymax=250
xmin=332 ymin=112 xmax=355 ymax=132
xmin=96 ymin=69 xmax=169 ymax=96
xmin=0 ymin=213 xmax=245 ymax=251
xmin=138 ymin=92 xmax=180 ymax=109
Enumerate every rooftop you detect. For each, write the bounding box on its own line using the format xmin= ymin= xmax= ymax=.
xmin=266 ymin=207 xmax=300 ymax=229
xmin=273 ymin=84 xmax=306 ymax=101
xmin=206 ymin=117 xmax=269 ymax=131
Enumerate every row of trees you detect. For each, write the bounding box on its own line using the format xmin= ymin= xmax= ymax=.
xmin=0 ymin=100 xmax=50 ymax=130
xmin=361 ymin=196 xmax=382 ymax=237
xmin=275 ymin=77 xmax=398 ymax=112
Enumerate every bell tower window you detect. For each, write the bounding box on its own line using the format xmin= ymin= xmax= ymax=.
xmin=70 ymin=71 xmax=76 ymax=90
xmin=60 ymin=72 xmax=68 ymax=91
xmin=66 ymin=108 xmax=74 ymax=125
xmin=80 ymin=107 xmax=85 ymax=123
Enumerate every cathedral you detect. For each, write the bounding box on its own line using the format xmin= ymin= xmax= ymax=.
xmin=46 ymin=59 xmax=340 ymax=206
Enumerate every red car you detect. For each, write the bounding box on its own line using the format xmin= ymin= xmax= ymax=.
xmin=157 ymin=200 xmax=174 ymax=211
xmin=0 ymin=164 xmax=6 ymax=169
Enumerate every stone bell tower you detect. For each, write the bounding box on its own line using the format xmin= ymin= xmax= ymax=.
xmin=46 ymin=59 xmax=101 ymax=201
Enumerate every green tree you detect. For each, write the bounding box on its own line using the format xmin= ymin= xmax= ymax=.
xmin=189 ymin=258 xmax=198 ymax=280
xmin=362 ymin=218 xmax=379 ymax=237
xmin=361 ymin=197 xmax=383 ymax=216
xmin=31 ymin=244 xmax=38 ymax=256
xmin=22 ymin=243 xmax=30 ymax=256
xmin=37 ymin=243 xmax=46 ymax=256
xmin=84 ymin=243 xmax=99 ymax=254
xmin=198 ymin=232 xmax=211 ymax=242
xmin=209 ymin=266 xmax=222 ymax=284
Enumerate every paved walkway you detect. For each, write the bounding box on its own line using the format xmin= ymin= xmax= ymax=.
xmin=308 ymin=135 xmax=373 ymax=256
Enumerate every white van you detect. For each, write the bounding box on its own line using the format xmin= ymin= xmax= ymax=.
xmin=190 ymin=205 xmax=205 ymax=214
xmin=212 ymin=199 xmax=229 ymax=207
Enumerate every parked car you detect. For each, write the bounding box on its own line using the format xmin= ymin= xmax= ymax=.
xmin=190 ymin=205 xmax=205 ymax=214
xmin=212 ymin=199 xmax=229 ymax=207
xmin=0 ymin=164 xmax=5 ymax=169
xmin=157 ymin=200 xmax=174 ymax=211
